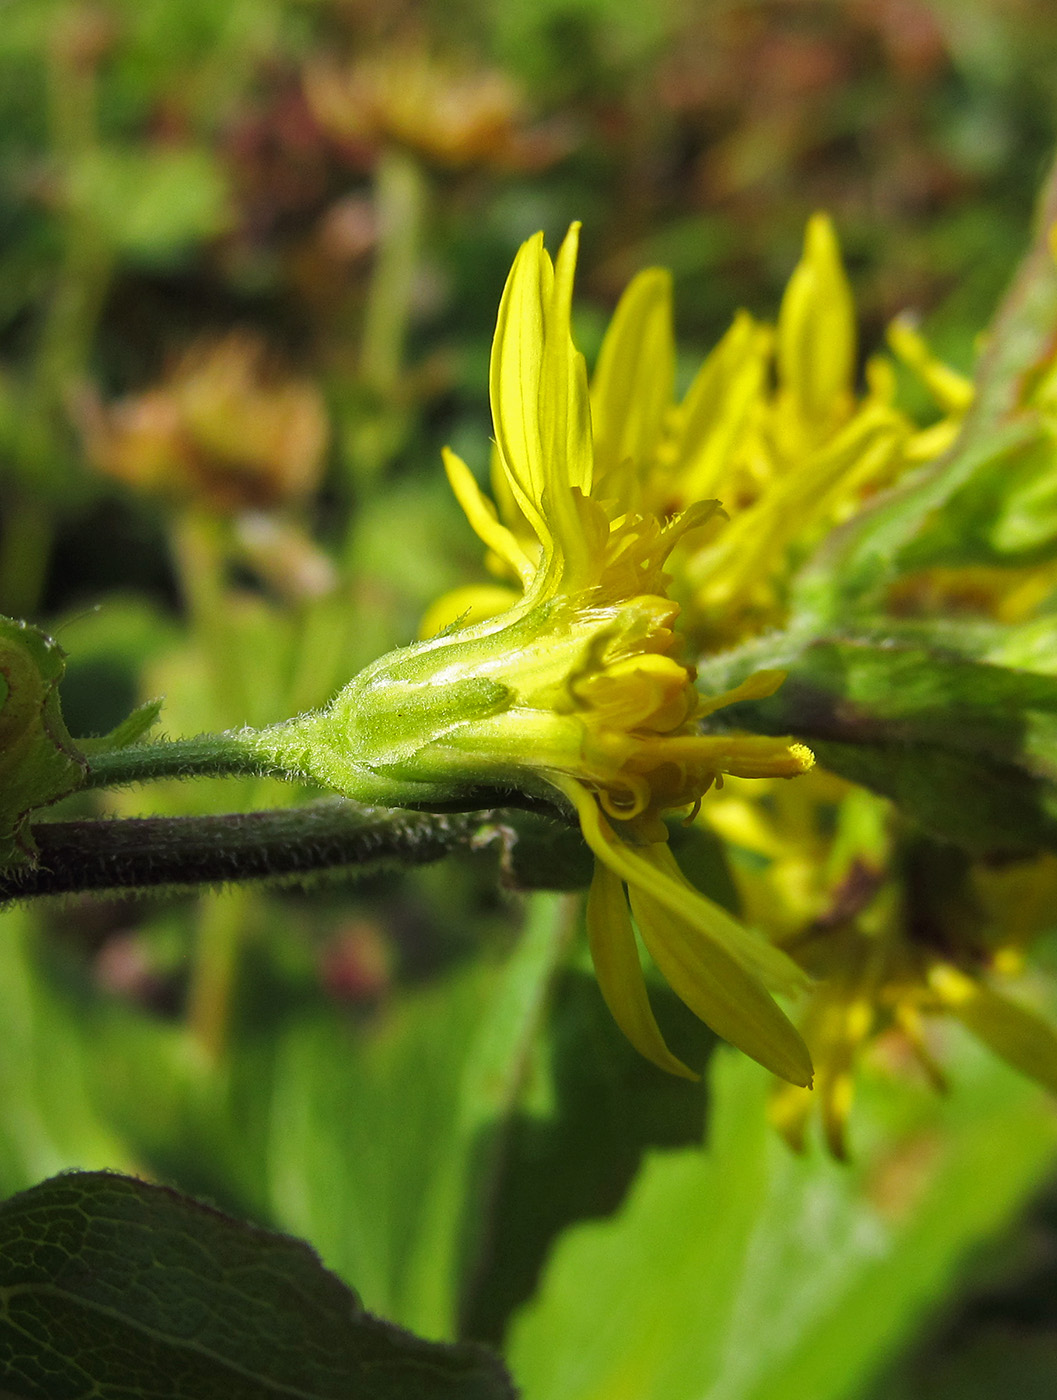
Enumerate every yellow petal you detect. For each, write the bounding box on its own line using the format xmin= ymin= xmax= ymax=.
xmin=695 ymin=667 xmax=787 ymax=719
xmin=418 ymin=583 xmax=522 ymax=640
xmin=777 ymin=213 xmax=856 ymax=430
xmin=689 ymin=401 xmax=903 ymax=609
xmin=629 ymin=882 xmax=813 ymax=1086
xmin=558 ymin=778 xmax=810 ymax=998
xmin=489 ymin=226 xmax=596 ymax=591
xmin=769 ymin=1080 xmax=814 ymax=1152
xmin=489 ymin=231 xmax=552 ymax=546
xmin=887 ymin=316 xmax=973 ymax=415
xmin=814 ymin=989 xmax=876 ymax=1160
xmin=441 ymin=447 xmax=534 ymax=585
xmin=540 ymin=225 xmax=597 ymax=588
xmin=545 ymin=223 xmax=593 ymax=500
xmin=586 ymin=861 xmax=697 ymax=1079
xmin=591 ymin=267 xmax=675 ymax=489
xmin=929 ymin=962 xmax=1057 ymax=1095
xmin=674 ymin=310 xmax=771 ymax=503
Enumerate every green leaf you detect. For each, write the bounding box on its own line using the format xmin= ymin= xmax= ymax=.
xmin=894 ymin=431 xmax=1057 ymax=570
xmin=507 ymin=1036 xmax=1057 ymax=1400
xmin=262 ymin=893 xmax=575 ymax=1340
xmin=699 ymin=635 xmax=1057 ymax=853
xmin=461 ymin=967 xmax=715 ymax=1344
xmin=0 ymin=906 xmax=135 ymax=1195
xmin=82 ymin=894 xmax=576 ymax=1342
xmin=0 ymin=1170 xmax=515 ymax=1400
xmin=0 ymin=615 xmax=85 ymax=870
xmin=68 ymin=146 xmax=231 ymax=262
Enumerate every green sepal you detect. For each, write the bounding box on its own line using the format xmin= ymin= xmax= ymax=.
xmin=274 ymin=658 xmax=513 ymax=809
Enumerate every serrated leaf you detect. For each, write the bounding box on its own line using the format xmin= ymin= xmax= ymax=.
xmin=0 ymin=616 xmax=86 ymax=870
xmin=0 ymin=1170 xmax=515 ymax=1400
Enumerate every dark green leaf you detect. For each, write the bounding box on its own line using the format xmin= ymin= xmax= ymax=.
xmin=0 ymin=1170 xmax=515 ymax=1400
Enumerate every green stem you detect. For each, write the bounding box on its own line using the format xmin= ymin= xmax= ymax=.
xmin=360 ymin=146 xmax=427 ymax=398
xmin=3 ymin=801 xmax=496 ymax=900
xmin=187 ymin=886 xmax=255 ymax=1061
xmin=83 ymin=732 xmax=289 ymax=790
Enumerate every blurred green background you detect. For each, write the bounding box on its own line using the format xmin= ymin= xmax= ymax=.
xmin=4 ymin=1 xmax=1057 ymax=1396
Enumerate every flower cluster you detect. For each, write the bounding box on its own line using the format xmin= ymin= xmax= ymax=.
xmin=413 ymin=213 xmax=1057 ymax=1151
xmin=430 ymin=216 xmax=965 ymax=652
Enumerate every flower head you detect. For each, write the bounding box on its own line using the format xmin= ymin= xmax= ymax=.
xmin=82 ymin=333 xmax=329 ymax=512
xmin=300 ymin=226 xmax=815 ymax=1085
xmin=431 ymin=215 xmax=965 ymax=651
xmin=305 ymin=46 xmax=564 ymax=172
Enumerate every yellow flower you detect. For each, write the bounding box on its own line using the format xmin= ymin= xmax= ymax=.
xmin=437 ymin=214 xmax=966 ymax=650
xmin=303 ymin=225 xmax=815 ymax=1085
xmin=416 ymin=212 xmax=1001 ymax=1117
xmin=706 ymin=772 xmax=1057 ymax=1156
xmin=438 ymin=225 xmax=817 ymax=1083
xmin=438 ymin=213 xmax=974 ymax=655
xmin=590 ymin=214 xmax=976 ymax=648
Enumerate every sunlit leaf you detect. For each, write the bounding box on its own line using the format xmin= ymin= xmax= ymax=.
xmin=508 ymin=1036 xmax=1057 ymax=1400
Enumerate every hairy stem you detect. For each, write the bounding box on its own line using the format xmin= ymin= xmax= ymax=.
xmin=83 ymin=732 xmax=294 ymax=790
xmin=3 ymin=800 xmax=497 ymax=901
xmin=361 ymin=146 xmax=426 ymax=397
